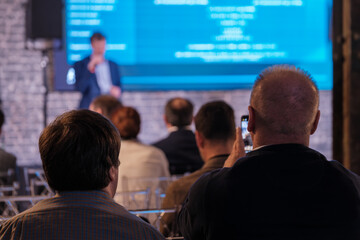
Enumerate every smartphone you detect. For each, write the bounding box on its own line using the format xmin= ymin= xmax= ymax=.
xmin=241 ymin=115 xmax=253 ymax=152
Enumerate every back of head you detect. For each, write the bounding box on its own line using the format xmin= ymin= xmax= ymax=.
xmin=165 ymin=97 xmax=193 ymax=127
xmin=250 ymin=65 xmax=319 ymax=137
xmin=195 ymin=100 xmax=235 ymax=143
xmin=111 ymin=106 xmax=140 ymax=140
xmin=39 ymin=110 xmax=121 ymax=192
xmin=90 ymin=95 xmax=123 ymax=119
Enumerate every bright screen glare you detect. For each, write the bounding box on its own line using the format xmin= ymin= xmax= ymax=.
xmin=61 ymin=0 xmax=333 ymax=91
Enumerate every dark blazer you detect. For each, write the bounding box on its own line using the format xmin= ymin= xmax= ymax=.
xmin=153 ymin=129 xmax=203 ymax=175
xmin=74 ymin=56 xmax=121 ymax=109
xmin=178 ymin=144 xmax=360 ymax=240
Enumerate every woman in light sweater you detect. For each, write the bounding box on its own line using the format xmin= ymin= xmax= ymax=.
xmin=111 ymin=106 xmax=170 ymax=209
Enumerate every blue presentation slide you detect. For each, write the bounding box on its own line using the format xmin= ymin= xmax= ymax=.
xmin=60 ymin=0 xmax=333 ymax=91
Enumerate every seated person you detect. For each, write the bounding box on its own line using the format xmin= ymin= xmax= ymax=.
xmin=0 ymin=110 xmax=165 ymax=240
xmin=153 ymin=97 xmax=203 ymax=175
xmin=111 ymin=107 xmax=170 ymax=208
xmin=160 ymin=100 xmax=235 ymax=237
xmin=178 ymin=65 xmax=360 ymax=240
xmin=0 ymin=109 xmax=17 ymax=185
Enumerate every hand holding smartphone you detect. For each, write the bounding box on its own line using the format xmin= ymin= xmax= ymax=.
xmin=224 ymin=115 xmax=252 ymax=168
xmin=241 ymin=115 xmax=253 ymax=152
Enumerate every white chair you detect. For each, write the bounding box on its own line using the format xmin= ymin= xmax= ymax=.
xmin=115 ymin=175 xmax=185 ymax=229
xmin=114 ymin=187 xmax=152 ymax=210
xmin=24 ymin=168 xmax=54 ymax=196
xmin=118 ymin=175 xmax=182 ymax=210
xmin=129 ymin=208 xmax=177 ymax=231
xmin=0 ymin=195 xmax=49 ymax=216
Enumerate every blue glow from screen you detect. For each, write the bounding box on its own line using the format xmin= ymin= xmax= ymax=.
xmin=63 ymin=0 xmax=333 ymax=91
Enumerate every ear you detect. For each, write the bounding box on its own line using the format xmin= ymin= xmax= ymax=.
xmin=109 ymin=166 xmax=118 ymax=182
xmin=164 ymin=114 xmax=173 ymax=128
xmin=195 ymin=130 xmax=205 ymax=149
xmin=107 ymin=166 xmax=119 ymax=198
xmin=248 ymin=106 xmax=256 ymax=133
xmin=310 ymin=110 xmax=321 ymax=135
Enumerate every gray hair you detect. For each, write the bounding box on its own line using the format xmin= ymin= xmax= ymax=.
xmin=250 ymin=65 xmax=319 ymax=136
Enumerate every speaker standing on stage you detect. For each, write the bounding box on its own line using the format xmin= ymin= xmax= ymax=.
xmin=74 ymin=32 xmax=121 ymax=109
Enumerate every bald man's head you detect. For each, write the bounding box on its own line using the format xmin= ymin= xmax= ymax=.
xmin=165 ymin=97 xmax=194 ymax=127
xmin=250 ymin=65 xmax=319 ymax=137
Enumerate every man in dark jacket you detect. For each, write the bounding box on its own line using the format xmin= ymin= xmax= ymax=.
xmin=153 ymin=97 xmax=203 ymax=175
xmin=178 ymin=65 xmax=360 ymax=240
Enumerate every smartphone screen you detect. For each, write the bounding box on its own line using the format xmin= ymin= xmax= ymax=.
xmin=241 ymin=115 xmax=253 ymax=152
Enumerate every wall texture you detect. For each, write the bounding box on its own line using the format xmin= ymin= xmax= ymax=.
xmin=0 ymin=0 xmax=332 ymax=166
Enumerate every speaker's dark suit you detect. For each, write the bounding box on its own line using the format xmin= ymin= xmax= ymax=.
xmin=179 ymin=144 xmax=360 ymax=240
xmin=74 ymin=56 xmax=121 ymax=109
xmin=153 ymin=129 xmax=203 ymax=175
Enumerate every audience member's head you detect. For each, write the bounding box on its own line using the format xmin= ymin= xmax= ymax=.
xmin=164 ymin=97 xmax=193 ymax=128
xmin=249 ymin=65 xmax=320 ymax=147
xmin=195 ymin=100 xmax=235 ymax=143
xmin=89 ymin=95 xmax=123 ymax=119
xmin=112 ymin=106 xmax=141 ymax=140
xmin=39 ymin=110 xmax=121 ymax=196
xmin=90 ymin=32 xmax=106 ymax=56
xmin=194 ymin=100 xmax=235 ymax=160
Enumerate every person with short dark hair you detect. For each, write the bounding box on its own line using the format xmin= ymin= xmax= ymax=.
xmin=111 ymin=107 xmax=170 ymax=208
xmin=160 ymin=100 xmax=235 ymax=237
xmin=164 ymin=98 xmax=193 ymax=127
xmin=153 ymin=97 xmax=203 ymax=175
xmin=178 ymin=65 xmax=360 ymax=240
xmin=74 ymin=32 xmax=121 ymax=109
xmin=0 ymin=110 xmax=165 ymax=240
xmin=0 ymin=108 xmax=17 ymax=185
xmin=90 ymin=32 xmax=105 ymax=43
xmin=89 ymin=94 xmax=123 ymax=119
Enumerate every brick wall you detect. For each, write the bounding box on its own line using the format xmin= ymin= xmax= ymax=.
xmin=0 ymin=0 xmax=44 ymax=165
xmin=0 ymin=0 xmax=333 ymax=166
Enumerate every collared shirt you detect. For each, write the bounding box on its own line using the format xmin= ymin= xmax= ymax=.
xmin=167 ymin=125 xmax=192 ymax=133
xmin=95 ymin=60 xmax=112 ymax=94
xmin=0 ymin=190 xmax=165 ymax=240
